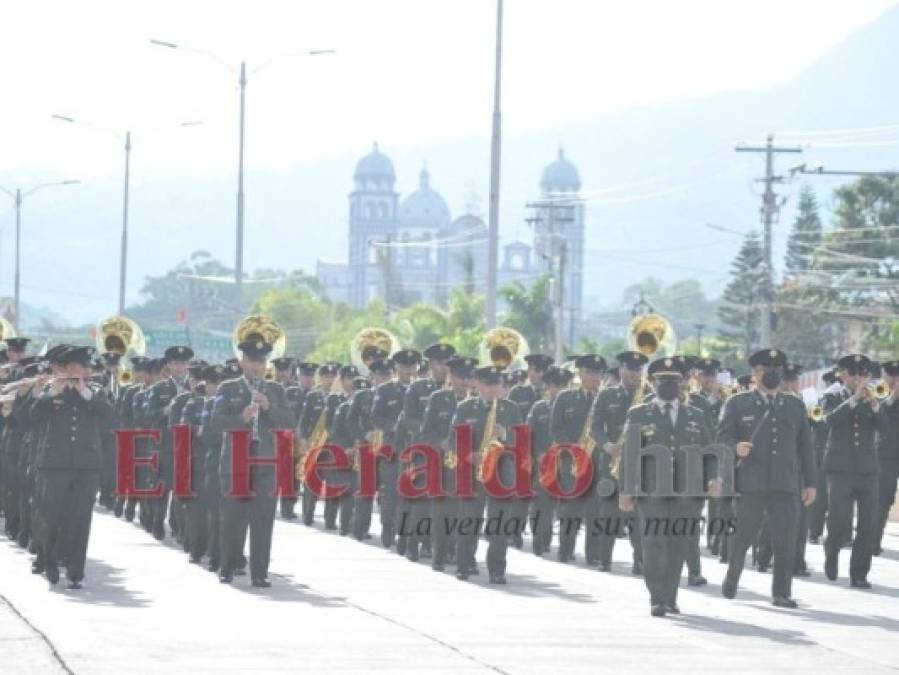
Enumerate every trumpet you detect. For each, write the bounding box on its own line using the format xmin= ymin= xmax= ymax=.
xmin=808 ymin=404 xmax=824 ymax=422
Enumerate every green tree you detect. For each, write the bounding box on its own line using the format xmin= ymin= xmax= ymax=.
xmin=500 ymin=275 xmax=554 ymax=354
xmin=785 ymin=185 xmax=823 ymax=276
xmin=253 ymin=287 xmax=331 ymax=358
xmin=717 ymin=231 xmax=765 ymax=355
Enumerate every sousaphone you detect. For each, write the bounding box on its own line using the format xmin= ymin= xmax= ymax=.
xmin=350 ymin=326 xmax=401 ymax=373
xmin=232 ymin=314 xmax=287 ymax=361
xmin=479 ymin=326 xmax=529 ymax=369
xmin=628 ymin=313 xmax=676 ymax=359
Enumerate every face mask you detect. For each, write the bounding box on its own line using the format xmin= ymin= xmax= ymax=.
xmin=761 ymin=370 xmax=782 ymax=389
xmin=656 ymin=380 xmax=680 ymax=402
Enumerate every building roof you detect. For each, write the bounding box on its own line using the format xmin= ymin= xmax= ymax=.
xmin=398 ymin=167 xmax=451 ymax=229
xmin=354 ymin=142 xmax=395 ymax=183
xmin=540 ymin=148 xmax=581 ymax=193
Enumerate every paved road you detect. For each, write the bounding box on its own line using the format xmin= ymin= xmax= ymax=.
xmin=1 ymin=507 xmax=898 ymax=674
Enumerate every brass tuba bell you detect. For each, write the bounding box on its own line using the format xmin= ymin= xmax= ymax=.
xmin=96 ymin=315 xmax=146 ymax=357
xmin=0 ymin=316 xmax=17 ymax=343
xmin=480 ymin=326 xmax=530 ymax=369
xmin=350 ymin=327 xmax=401 ymax=372
xmin=628 ymin=313 xmax=676 ymax=358
xmin=232 ymin=314 xmax=286 ymax=361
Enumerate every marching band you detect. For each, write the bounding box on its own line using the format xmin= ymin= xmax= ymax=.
xmin=0 ymin=311 xmax=897 ymax=618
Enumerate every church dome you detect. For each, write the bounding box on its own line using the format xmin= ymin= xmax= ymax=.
xmin=540 ymin=148 xmax=581 ymax=193
xmin=398 ymin=167 xmax=451 ymax=229
xmin=354 ymin=142 xmax=395 ymax=183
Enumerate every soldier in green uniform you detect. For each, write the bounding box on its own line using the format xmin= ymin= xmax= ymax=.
xmin=823 ymin=354 xmax=885 ymax=589
xmin=618 ymin=356 xmax=716 ymax=617
xmin=527 ymin=365 xmax=571 ymax=556
xmin=398 ymin=343 xmax=454 ymax=561
xmin=281 ymin=361 xmax=316 ymax=520
xmin=372 ymin=349 xmax=419 ymax=551
xmin=321 ymin=365 xmax=356 ymax=530
xmin=875 ymin=360 xmax=899 ymax=555
xmin=271 ymin=357 xmax=296 ymax=388
xmin=420 ymin=356 xmax=477 ymax=570
xmin=592 ymin=351 xmax=647 ymax=573
xmin=720 ymin=349 xmax=817 ymax=608
xmin=142 ymin=345 xmax=194 ymax=541
xmin=452 ymin=366 xmax=522 ymax=582
xmin=31 ymin=346 xmax=113 ymax=589
xmin=551 ymin=354 xmax=606 ymax=564
xmin=808 ymin=368 xmax=839 ymax=544
xmin=297 ymin=363 xmax=340 ymax=526
xmin=97 ymin=351 xmax=122 ymax=511
xmin=211 ymin=334 xmax=293 ymax=587
xmin=114 ymin=355 xmax=149 ymax=520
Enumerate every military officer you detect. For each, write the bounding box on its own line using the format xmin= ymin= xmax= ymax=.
xmin=5 ymin=338 xmax=30 ymax=364
xmin=271 ymin=357 xmax=296 ymax=388
xmin=808 ymin=368 xmax=838 ymax=544
xmin=527 ymin=365 xmax=571 ymax=556
xmin=30 ymin=346 xmax=113 ymax=589
xmin=619 ymin=356 xmax=716 ymax=617
xmin=296 ymin=362 xmax=340 ymax=526
xmin=330 ymin=375 xmax=369 ymax=536
xmin=875 ymin=360 xmax=899 ymax=555
xmin=372 ymin=349 xmax=419 ymax=551
xmin=452 ymin=366 xmax=523 ymax=583
xmin=550 ymin=354 xmax=606 ymax=564
xmin=420 ymin=356 xmax=477 ymax=570
xmin=321 ymin=365 xmax=356 ymax=530
xmin=592 ymin=351 xmax=647 ymax=573
xmin=509 ymin=354 xmax=553 ymax=419
xmin=211 ymin=334 xmax=293 ymax=587
xmin=823 ymin=354 xmax=885 ymax=588
xmin=719 ymin=349 xmax=817 ymax=608
xmin=280 ymin=361 xmax=316 ymax=519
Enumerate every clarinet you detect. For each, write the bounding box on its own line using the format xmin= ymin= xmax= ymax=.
xmin=249 ymin=377 xmax=262 ymax=442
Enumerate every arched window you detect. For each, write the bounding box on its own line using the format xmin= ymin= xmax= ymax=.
xmin=379 ymin=203 xmax=388 ymax=219
xmin=510 ymin=253 xmax=523 ymax=271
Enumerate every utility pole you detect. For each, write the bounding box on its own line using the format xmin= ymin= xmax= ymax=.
xmin=119 ymin=131 xmax=131 ymax=315
xmin=694 ymin=322 xmax=705 ymax=356
xmin=527 ymin=198 xmax=574 ymax=361
xmin=236 ymin=61 xmax=247 ymax=301
xmin=735 ymin=134 xmax=802 ymax=348
xmin=485 ymin=0 xmax=503 ymax=329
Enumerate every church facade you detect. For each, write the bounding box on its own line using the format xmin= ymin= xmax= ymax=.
xmin=316 ymin=143 xmax=585 ymax=341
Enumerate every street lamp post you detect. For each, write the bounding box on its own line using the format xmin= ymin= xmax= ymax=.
xmin=0 ymin=180 xmax=81 ymax=326
xmin=52 ymin=116 xmax=199 ymax=314
xmin=150 ymin=40 xmax=334 ymax=300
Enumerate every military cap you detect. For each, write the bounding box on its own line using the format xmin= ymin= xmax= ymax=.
xmin=101 ymin=351 xmax=123 ymax=368
xmin=5 ymin=337 xmax=30 ymax=351
xmin=223 ymin=361 xmax=243 ymax=378
xmin=447 ymin=356 xmax=477 ymax=377
xmin=474 ymin=365 xmax=504 ymax=385
xmin=146 ymin=357 xmax=166 ymax=374
xmin=418 ymin=361 xmax=430 ymax=376
xmin=737 ymin=374 xmax=754 ymax=388
xmin=501 ymin=371 xmax=518 ymax=387
xmin=881 ymin=360 xmax=899 ymax=377
xmin=202 ymin=364 xmax=227 ymax=383
xmin=368 ymin=359 xmax=394 ymax=375
xmin=696 ymin=357 xmax=721 ymax=375
xmin=130 ymin=355 xmax=151 ymax=372
xmin=361 ymin=345 xmax=389 ymax=363
xmin=392 ymin=349 xmax=422 ymax=367
xmin=352 ymin=376 xmax=372 ymax=390
xmin=340 ymin=364 xmax=360 ymax=379
xmin=648 ymin=356 xmax=685 ymax=378
xmin=423 ymin=343 xmax=456 ymax=361
xmin=297 ymin=361 xmax=318 ymax=376
xmin=236 ymin=333 xmax=273 ymax=360
xmin=574 ymin=354 xmax=607 ymax=372
xmin=836 ymin=353 xmax=872 ymax=373
xmin=615 ymin=351 xmax=649 ymax=371
xmin=870 ymin=361 xmax=882 ymax=379
xmin=59 ymin=345 xmax=97 ymax=367
xmin=821 ymin=368 xmax=837 ymax=385
xmin=749 ymin=348 xmax=787 ymax=368
xmin=318 ymin=362 xmax=340 ymax=376
xmin=271 ymin=357 xmax=295 ymax=371
xmin=542 ymin=366 xmax=568 ymax=387
xmin=45 ymin=344 xmax=71 ymax=365
xmin=783 ymin=363 xmax=803 ymax=381
xmin=22 ymin=361 xmax=44 ymax=377
xmin=164 ymin=345 xmax=195 ymax=362
xmin=524 ymin=354 xmax=554 ymax=371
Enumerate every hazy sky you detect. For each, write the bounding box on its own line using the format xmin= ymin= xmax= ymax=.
xmin=0 ymin=0 xmax=897 ymax=323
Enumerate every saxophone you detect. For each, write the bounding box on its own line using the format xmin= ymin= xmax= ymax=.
xmin=571 ymin=391 xmax=597 ymax=479
xmin=609 ymin=378 xmax=645 ymax=480
xmin=297 ymin=399 xmax=329 ymax=482
xmin=477 ymin=398 xmax=503 ymax=482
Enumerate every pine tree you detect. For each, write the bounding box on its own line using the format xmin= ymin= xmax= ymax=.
xmin=785 ymin=184 xmax=823 ymax=276
xmin=717 ymin=231 xmax=765 ymax=356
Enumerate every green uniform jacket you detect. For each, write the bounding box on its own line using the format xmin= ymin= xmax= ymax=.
xmin=29 ymin=388 xmax=113 ymax=471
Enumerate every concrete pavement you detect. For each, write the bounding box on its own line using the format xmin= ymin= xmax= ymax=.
xmin=1 ymin=506 xmax=898 ymax=674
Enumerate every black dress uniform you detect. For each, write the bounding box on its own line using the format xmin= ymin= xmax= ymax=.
xmin=720 ymin=350 xmax=816 ymax=606
xmin=823 ymin=355 xmax=886 ymax=587
xmin=371 ymin=376 xmax=408 ymax=549
xmin=451 ymin=378 xmax=522 ymax=582
xmin=324 ymin=385 xmax=354 ymax=533
xmin=620 ymin=363 xmax=713 ymax=616
xmin=808 ymin=370 xmax=840 ymax=542
xmin=875 ymin=362 xmax=899 ymax=555
xmin=346 ymin=374 xmax=380 ymax=541
xmin=211 ymin=361 xmax=293 ymax=586
xmin=30 ymin=347 xmax=113 ymax=588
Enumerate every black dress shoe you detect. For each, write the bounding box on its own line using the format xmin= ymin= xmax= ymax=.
xmin=153 ymin=526 xmax=165 ymax=541
xmin=32 ymin=560 xmax=45 ymax=575
xmin=756 ymin=563 xmax=769 ymax=574
xmin=650 ymin=604 xmax=667 ymax=617
xmin=456 ymin=571 xmax=469 ymax=581
xmin=189 ymin=556 xmax=202 ymax=565
xmin=824 ymin=554 xmax=838 ymax=581
xmin=234 ymin=568 xmax=246 ymax=577
xmin=850 ymin=578 xmax=872 ymax=589
xmin=219 ymin=572 xmax=233 ymax=584
xmin=208 ymin=559 xmax=220 ymax=573
xmin=252 ymin=578 xmax=272 ymax=588
xmin=873 ymin=545 xmax=883 ymax=556
xmin=558 ymin=553 xmax=570 ymax=563
xmin=363 ymin=533 xmax=372 ymax=540
xmin=665 ymin=603 xmax=680 ymax=614
xmin=325 ymin=523 xmax=337 ymax=531
xmin=46 ymin=565 xmax=60 ymax=586
xmin=688 ymin=573 xmax=707 ymax=587
xmin=631 ymin=561 xmax=643 ymax=576
xmin=407 ymin=553 xmax=420 ymax=563
xmin=721 ymin=579 xmax=737 ymax=599
xmin=586 ymin=558 xmax=599 ymax=567
xmin=808 ymin=535 xmax=819 ymax=545
xmin=794 ymin=568 xmax=811 ymax=577
xmin=432 ymin=562 xmax=445 ymax=572
xmin=599 ymin=562 xmax=611 ymax=572
xmin=489 ymin=574 xmax=507 ymax=585
xmin=67 ymin=580 xmax=82 ymax=591
xmin=772 ymin=596 xmax=798 ymax=608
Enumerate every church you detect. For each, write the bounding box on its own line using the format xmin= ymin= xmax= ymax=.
xmin=316 ymin=143 xmax=585 ymax=343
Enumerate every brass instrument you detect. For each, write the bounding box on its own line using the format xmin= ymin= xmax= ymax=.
xmin=874 ymin=381 xmax=891 ymax=399
xmin=0 ymin=316 xmax=18 ymax=343
xmin=808 ymin=404 xmax=824 ymax=422
xmin=350 ymin=327 xmax=400 ymax=372
xmin=232 ymin=314 xmax=286 ymax=360
xmin=479 ymin=327 xmax=530 ymax=369
xmin=297 ymin=403 xmax=330 ymax=483
xmin=96 ymin=315 xmax=146 ymax=399
xmin=477 ymin=398 xmax=503 ymax=482
xmin=119 ymin=369 xmax=134 ymax=386
xmin=628 ymin=313 xmax=676 ymax=358
xmin=610 ymin=377 xmax=647 ymax=480
xmin=572 ymin=392 xmax=598 ymax=479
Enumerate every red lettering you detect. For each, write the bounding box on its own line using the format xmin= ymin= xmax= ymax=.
xmin=115 ymin=428 xmax=163 ymax=498
xmin=303 ymin=443 xmax=351 ymax=499
xmin=171 ymin=424 xmax=195 ymax=498
xmin=398 ymin=443 xmax=444 ymax=498
xmin=227 ymin=429 xmax=295 ymax=498
xmin=540 ymin=443 xmax=593 ymax=498
xmin=483 ymin=425 xmax=534 ymax=499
